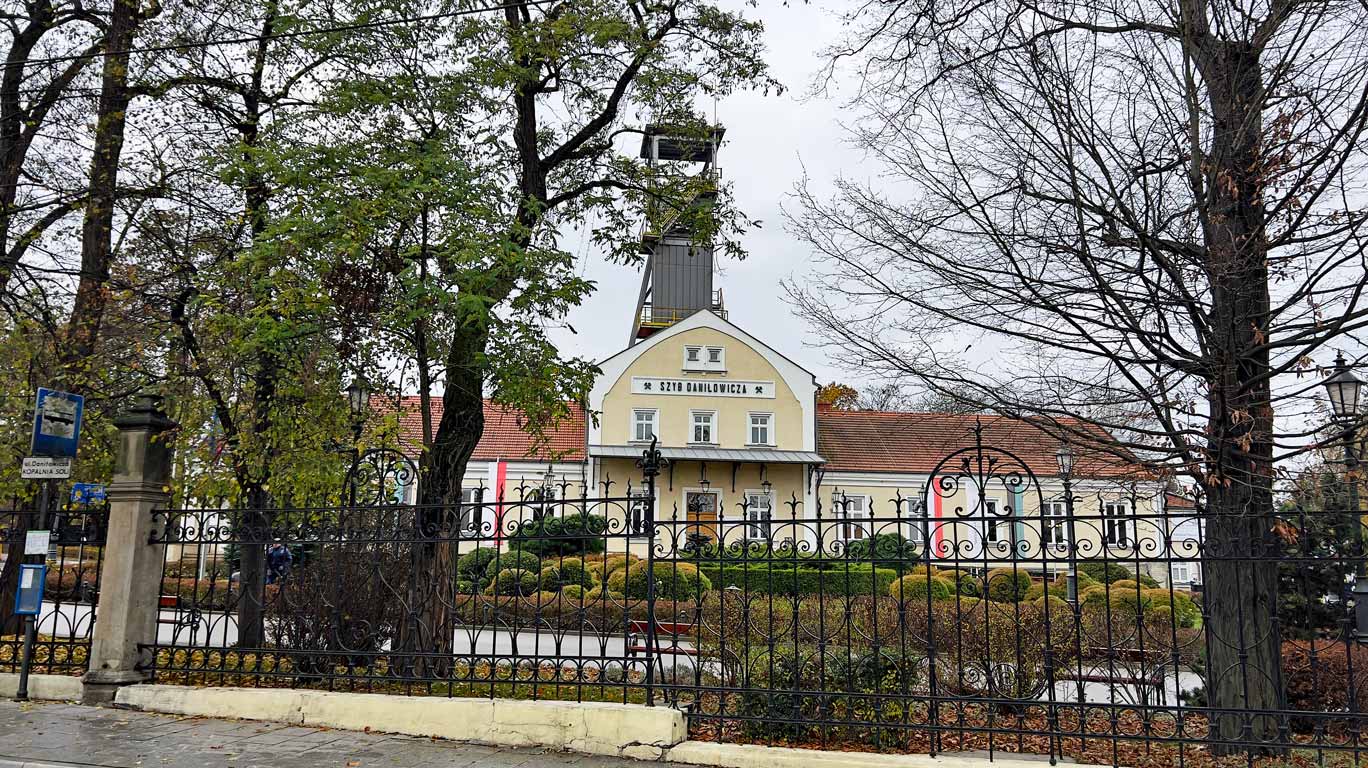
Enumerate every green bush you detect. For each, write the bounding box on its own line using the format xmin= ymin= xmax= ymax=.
xmin=457 ymin=547 xmax=499 ymax=580
xmin=484 ymin=550 xmax=541 ymax=579
xmin=561 ymin=584 xmax=586 ymax=600
xmin=539 ymin=557 xmax=596 ymax=591
xmin=843 ymin=533 xmax=918 ymax=567
xmin=986 ymin=568 xmax=1034 ymax=602
xmin=699 ymin=563 xmax=901 ymax=597
xmin=456 ymin=579 xmax=477 ymax=595
xmin=623 ymin=562 xmax=712 ymax=600
xmin=584 ymin=587 xmax=625 ymax=602
xmin=1033 ymin=594 xmax=1072 ymax=616
xmin=1078 ymin=562 xmax=1134 ymax=584
xmin=605 ymin=567 xmax=628 ymax=594
xmin=889 ymin=574 xmax=955 ymax=603
xmin=484 ymin=568 xmax=538 ymax=596
xmin=508 ymin=513 xmax=608 ymax=557
xmin=954 ymin=571 xmax=982 ymax=597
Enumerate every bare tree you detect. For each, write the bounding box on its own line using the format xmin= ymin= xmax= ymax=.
xmin=789 ymin=0 xmax=1368 ymax=752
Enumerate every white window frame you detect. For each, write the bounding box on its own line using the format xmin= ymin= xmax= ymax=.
xmin=982 ymin=498 xmax=1012 ymax=546
xmin=905 ymin=499 xmax=927 ymax=545
xmin=1104 ymin=501 xmax=1131 ymax=546
xmin=743 ymin=488 xmax=774 ymax=540
xmin=1171 ymin=562 xmax=1192 ymax=584
xmin=690 ymin=410 xmax=717 ymax=444
xmin=747 ymin=412 xmax=774 ymax=446
xmin=706 ymin=346 xmax=725 ymax=368
xmin=628 ymin=488 xmax=653 ymax=529
xmin=1042 ymin=500 xmax=1069 ymax=549
xmin=684 ymin=345 xmax=702 ymax=364
xmin=631 ymin=408 xmax=658 ymax=443
xmin=459 ymin=487 xmax=483 ymax=533
xmin=833 ymin=493 xmax=871 ymax=542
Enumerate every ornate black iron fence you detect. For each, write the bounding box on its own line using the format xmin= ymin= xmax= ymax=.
xmin=136 ymin=441 xmax=1368 ymax=767
xmin=0 ymin=501 xmax=108 ymax=674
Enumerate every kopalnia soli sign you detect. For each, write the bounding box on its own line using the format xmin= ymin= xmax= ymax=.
xmin=631 ymin=376 xmax=776 ymax=398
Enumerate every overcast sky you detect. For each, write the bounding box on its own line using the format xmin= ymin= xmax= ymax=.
xmin=551 ymin=1 xmax=864 ymax=388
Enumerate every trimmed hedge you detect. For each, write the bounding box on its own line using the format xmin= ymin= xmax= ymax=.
xmin=623 ymin=562 xmax=711 ymax=600
xmin=986 ymin=568 xmax=1034 ymax=602
xmin=699 ymin=563 xmax=900 ymax=597
xmin=457 ymin=547 xmax=499 ymax=581
xmin=484 ymin=550 xmax=541 ymax=579
xmin=485 ymin=568 xmax=538 ymax=596
xmin=889 ymin=574 xmax=955 ymax=603
xmin=539 ymin=557 xmax=596 ymax=591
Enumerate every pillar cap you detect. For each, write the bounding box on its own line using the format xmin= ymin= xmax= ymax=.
xmin=113 ymin=392 xmax=178 ymax=432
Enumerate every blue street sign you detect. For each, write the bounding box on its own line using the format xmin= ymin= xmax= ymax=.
xmin=30 ymin=388 xmax=83 ymax=458
xmin=70 ymin=483 xmax=106 ymax=505
xmin=14 ymin=564 xmax=46 ymax=616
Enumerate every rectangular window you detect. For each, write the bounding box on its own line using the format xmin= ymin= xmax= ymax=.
xmin=835 ymin=493 xmax=870 ymax=541
xmin=707 ymin=346 xmax=723 ymax=364
xmin=1104 ymin=501 xmax=1130 ymax=546
xmin=1042 ymin=501 xmax=1069 ymax=548
xmin=905 ymin=499 xmax=927 ymax=545
xmin=744 ymin=490 xmax=773 ymax=539
xmin=459 ymin=487 xmax=483 ymax=533
xmin=691 ymin=411 xmax=716 ymax=444
xmin=748 ymin=413 xmax=773 ymax=445
xmin=983 ymin=499 xmax=1011 ymax=545
xmin=628 ymin=489 xmax=652 ymax=532
xmin=632 ymin=409 xmax=658 ymax=442
xmin=1172 ymin=563 xmax=1192 ymax=584
xmin=685 ymin=346 xmax=701 ymax=362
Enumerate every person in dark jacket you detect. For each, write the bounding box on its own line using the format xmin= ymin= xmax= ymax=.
xmin=266 ymin=541 xmax=293 ymax=585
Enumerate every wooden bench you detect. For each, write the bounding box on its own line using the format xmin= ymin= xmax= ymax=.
xmin=626 ymin=619 xmax=698 ymax=657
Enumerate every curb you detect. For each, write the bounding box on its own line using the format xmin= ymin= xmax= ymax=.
xmin=0 ymin=759 xmax=114 ymax=768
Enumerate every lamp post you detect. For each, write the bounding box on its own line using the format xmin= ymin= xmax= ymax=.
xmin=1056 ymin=444 xmax=1080 ymax=603
xmin=344 ymin=377 xmax=370 ymax=507
xmin=1323 ymin=353 xmax=1368 ymax=642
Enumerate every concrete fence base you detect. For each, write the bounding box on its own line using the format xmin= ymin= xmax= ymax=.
xmin=0 ymin=673 xmax=83 ymax=702
xmin=114 ymin=685 xmax=686 ymax=760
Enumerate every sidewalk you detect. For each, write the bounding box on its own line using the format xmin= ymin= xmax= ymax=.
xmin=0 ymin=699 xmax=675 ymax=768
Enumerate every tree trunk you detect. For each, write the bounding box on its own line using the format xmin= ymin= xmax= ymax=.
xmin=59 ymin=0 xmax=140 ymax=380
xmin=400 ymin=320 xmax=488 ymax=678
xmin=0 ymin=509 xmax=34 ymax=638
xmin=1198 ymin=39 xmax=1284 ymax=755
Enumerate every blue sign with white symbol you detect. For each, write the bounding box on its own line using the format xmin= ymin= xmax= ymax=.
xmin=14 ymin=564 xmax=46 ymax=616
xmin=30 ymin=388 xmax=83 ymax=458
xmin=70 ymin=483 xmax=106 ymax=505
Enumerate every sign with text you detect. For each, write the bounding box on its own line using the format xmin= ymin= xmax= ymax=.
xmin=631 ymin=377 xmax=776 ymax=399
xmin=30 ymin=388 xmax=83 ymax=458
xmin=14 ymin=564 xmax=46 ymax=615
xmin=70 ymin=483 xmax=106 ymax=505
xmin=21 ymin=457 xmax=72 ymax=479
xmin=23 ymin=530 xmax=50 ymax=556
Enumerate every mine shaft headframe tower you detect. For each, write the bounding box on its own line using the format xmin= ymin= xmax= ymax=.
xmin=629 ymin=123 xmax=727 ymax=345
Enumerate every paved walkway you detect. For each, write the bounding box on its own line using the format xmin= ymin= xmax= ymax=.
xmin=0 ymin=700 xmax=673 ymax=768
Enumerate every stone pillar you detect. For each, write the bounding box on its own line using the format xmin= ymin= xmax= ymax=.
xmin=82 ymin=394 xmax=177 ymax=704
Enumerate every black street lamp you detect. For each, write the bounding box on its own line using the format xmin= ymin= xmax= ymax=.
xmin=346 ymin=377 xmax=370 ymax=443
xmin=1055 ymin=444 xmax=1080 ymax=603
xmin=1323 ymin=353 xmax=1368 ymax=642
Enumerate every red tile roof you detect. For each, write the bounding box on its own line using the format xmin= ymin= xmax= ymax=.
xmin=386 ymin=397 xmax=1141 ymax=478
xmin=816 ymin=410 xmax=1142 ymax=479
xmin=386 ymin=396 xmax=586 ymax=462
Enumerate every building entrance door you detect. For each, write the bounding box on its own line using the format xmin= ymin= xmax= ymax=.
xmin=685 ymin=490 xmax=719 ymax=542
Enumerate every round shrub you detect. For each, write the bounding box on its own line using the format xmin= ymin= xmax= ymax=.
xmin=539 ymin=558 xmax=596 ymax=591
xmin=585 ymin=587 xmax=625 ymax=603
xmin=1025 ymin=583 xmax=1046 ymax=601
xmin=1078 ymin=562 xmax=1133 ymax=584
xmin=485 ymin=568 xmax=537 ymax=596
xmin=484 ymin=550 xmax=541 ymax=579
xmin=955 ymin=571 xmax=982 ymax=597
xmin=1139 ymin=589 xmax=1202 ymax=627
xmin=889 ymin=574 xmax=955 ymax=603
xmin=1109 ymin=589 xmax=1155 ymax=616
xmin=1080 ymin=584 xmax=1110 ymax=611
xmin=456 ymin=579 xmax=477 ymax=595
xmin=623 ymin=561 xmax=711 ymax=600
xmin=1110 ymin=579 xmax=1141 ymax=593
xmin=1033 ymin=594 xmax=1071 ymax=616
xmin=605 ymin=567 xmax=628 ymax=594
xmin=986 ymin=568 xmax=1034 ymax=602
xmin=904 ymin=564 xmax=940 ymax=579
xmin=561 ymin=584 xmax=586 ymax=600
xmin=1138 ymin=573 xmax=1161 ymax=589
xmin=458 ymin=547 xmax=499 ymax=580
